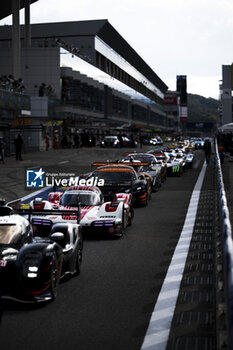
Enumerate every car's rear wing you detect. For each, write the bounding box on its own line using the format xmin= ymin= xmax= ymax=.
xmin=122 ymin=152 xmax=136 ymax=156
xmin=14 ymin=207 xmax=81 ymax=224
xmin=149 ymin=152 xmax=165 ymax=156
xmin=149 ymin=153 xmax=167 ymax=161
xmin=91 ymin=162 xmax=149 ymax=169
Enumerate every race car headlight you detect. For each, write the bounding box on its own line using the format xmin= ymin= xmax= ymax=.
xmin=27 ymin=266 xmax=39 ymax=278
xmin=27 ymin=273 xmax=37 ymax=278
xmin=136 ymin=186 xmax=142 ymax=191
xmin=29 ymin=266 xmax=38 ymax=272
xmin=125 ymin=189 xmax=131 ymax=193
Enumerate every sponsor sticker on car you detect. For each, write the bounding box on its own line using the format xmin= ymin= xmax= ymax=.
xmin=172 ymin=166 xmax=180 ymax=173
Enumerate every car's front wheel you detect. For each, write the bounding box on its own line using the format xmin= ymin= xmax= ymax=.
xmin=75 ymin=238 xmax=83 ymax=275
xmin=141 ymin=192 xmax=148 ymax=207
xmin=128 ymin=207 xmax=134 ymax=226
xmin=114 ymin=209 xmax=125 ymax=239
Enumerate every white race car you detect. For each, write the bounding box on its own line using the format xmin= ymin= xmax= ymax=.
xmin=184 ymin=152 xmax=194 ymax=168
xmin=30 ymin=186 xmax=133 ymax=238
xmin=164 ymin=151 xmax=184 ymax=176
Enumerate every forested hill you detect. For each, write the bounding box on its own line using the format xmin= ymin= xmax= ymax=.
xmin=187 ymin=93 xmax=219 ymax=123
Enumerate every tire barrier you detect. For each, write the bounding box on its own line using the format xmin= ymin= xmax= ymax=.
xmin=216 ymin=140 xmax=233 ymax=348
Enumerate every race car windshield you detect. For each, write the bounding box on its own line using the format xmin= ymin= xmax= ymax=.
xmin=125 ymin=155 xmax=154 ymax=163
xmin=94 ymin=170 xmax=136 ymax=182
xmin=0 ymin=224 xmax=22 ymax=244
xmin=61 ymin=193 xmax=100 ymax=206
xmin=131 ymin=165 xmax=145 ymax=172
xmin=104 ymin=136 xmax=118 ymax=141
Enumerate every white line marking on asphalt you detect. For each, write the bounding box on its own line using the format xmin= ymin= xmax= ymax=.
xmin=20 ymin=187 xmax=51 ymax=202
xmin=141 ymin=162 xmax=207 ymax=350
xmin=59 ymin=160 xmax=70 ymax=164
xmin=27 ymin=166 xmax=40 ymax=169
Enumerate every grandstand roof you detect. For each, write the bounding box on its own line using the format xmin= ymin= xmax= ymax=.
xmin=0 ymin=19 xmax=168 ymax=98
xmin=27 ymin=20 xmax=168 ymax=93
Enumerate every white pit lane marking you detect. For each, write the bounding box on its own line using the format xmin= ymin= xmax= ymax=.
xmin=141 ymin=162 xmax=207 ymax=350
xmin=27 ymin=166 xmax=40 ymax=169
xmin=20 ymin=187 xmax=50 ymax=202
xmin=59 ymin=160 xmax=70 ymax=164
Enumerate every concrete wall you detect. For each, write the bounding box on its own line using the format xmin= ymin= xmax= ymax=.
xmin=31 ymin=96 xmax=48 ymax=117
xmin=0 ymin=48 xmax=13 ymax=77
xmin=0 ymin=47 xmax=60 ymax=98
xmin=222 ymin=65 xmax=232 ymax=89
xmin=221 ymin=65 xmax=233 ymax=125
xmin=22 ymin=47 xmax=60 ymax=98
xmin=222 ymin=96 xmax=232 ymax=125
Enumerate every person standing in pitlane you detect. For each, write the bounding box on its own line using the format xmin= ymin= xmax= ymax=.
xmin=14 ymin=133 xmax=23 ymax=161
xmin=203 ymin=138 xmax=211 ymax=164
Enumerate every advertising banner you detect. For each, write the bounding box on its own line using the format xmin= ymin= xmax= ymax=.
xmin=180 ymin=106 xmax=188 ymax=123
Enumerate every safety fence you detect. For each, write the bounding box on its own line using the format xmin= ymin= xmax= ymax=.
xmin=216 ymin=141 xmax=233 ymax=348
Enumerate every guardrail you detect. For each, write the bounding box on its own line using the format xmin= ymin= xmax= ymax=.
xmin=216 ymin=140 xmax=233 ymax=348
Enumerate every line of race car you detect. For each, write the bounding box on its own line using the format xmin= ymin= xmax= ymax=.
xmin=0 ymin=140 xmax=195 ymax=303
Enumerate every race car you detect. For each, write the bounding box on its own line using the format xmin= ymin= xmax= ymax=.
xmin=121 ymin=152 xmax=164 ymax=191
xmin=184 ymin=151 xmax=194 ymax=168
xmin=100 ymin=135 xmax=137 ymax=148
xmin=149 ymin=136 xmax=163 ymax=145
xmin=175 ymin=150 xmax=188 ymax=171
xmin=148 ymin=148 xmax=183 ymax=176
xmin=100 ymin=135 xmax=120 ymax=148
xmin=164 ymin=150 xmax=185 ymax=176
xmin=88 ymin=163 xmax=150 ymax=206
xmin=0 ymin=204 xmax=82 ymax=303
xmin=146 ymin=150 xmax=168 ymax=182
xmin=30 ymin=186 xmax=133 ymax=238
xmin=30 ymin=210 xmax=83 ymax=279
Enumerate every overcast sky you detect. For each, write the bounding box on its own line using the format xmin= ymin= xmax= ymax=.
xmin=1 ymin=0 xmax=233 ymax=99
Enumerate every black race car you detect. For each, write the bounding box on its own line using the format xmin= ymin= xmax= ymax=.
xmin=121 ymin=153 xmax=164 ymax=191
xmin=89 ymin=163 xmax=149 ymax=206
xmin=100 ymin=135 xmax=137 ymax=148
xmin=100 ymin=135 xmax=120 ymax=148
xmin=0 ymin=205 xmax=83 ymax=303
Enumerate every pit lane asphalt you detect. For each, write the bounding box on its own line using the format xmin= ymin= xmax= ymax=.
xmin=0 ymin=146 xmax=204 ymax=350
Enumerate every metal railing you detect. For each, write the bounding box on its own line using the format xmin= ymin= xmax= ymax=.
xmin=0 ymin=88 xmax=30 ymax=110
xmin=216 ymin=140 xmax=233 ymax=348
